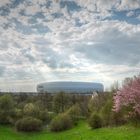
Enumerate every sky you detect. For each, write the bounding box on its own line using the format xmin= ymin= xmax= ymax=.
xmin=0 ymin=0 xmax=140 ymax=92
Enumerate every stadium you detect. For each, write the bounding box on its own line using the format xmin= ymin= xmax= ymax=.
xmin=37 ymin=81 xmax=104 ymax=94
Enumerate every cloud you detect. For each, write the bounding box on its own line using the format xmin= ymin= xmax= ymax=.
xmin=0 ymin=66 xmax=5 ymax=76
xmin=117 ymin=0 xmax=140 ymax=11
xmin=0 ymin=0 xmax=11 ymax=7
xmin=72 ymin=21 xmax=140 ymax=65
xmin=0 ymin=0 xmax=140 ymax=91
xmin=126 ymin=11 xmax=135 ymax=17
xmin=75 ymin=0 xmax=140 ymax=11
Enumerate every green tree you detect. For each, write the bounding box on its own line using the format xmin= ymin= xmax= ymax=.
xmin=37 ymin=92 xmax=53 ymax=111
xmin=23 ymin=103 xmax=39 ymax=117
xmin=100 ymin=98 xmax=113 ymax=126
xmin=53 ymin=92 xmax=70 ymax=113
xmin=23 ymin=103 xmax=49 ymax=123
xmin=0 ymin=94 xmax=15 ymax=124
xmin=66 ymin=104 xmax=81 ymax=125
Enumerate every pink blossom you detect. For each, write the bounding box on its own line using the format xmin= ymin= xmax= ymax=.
xmin=113 ymin=75 xmax=140 ymax=117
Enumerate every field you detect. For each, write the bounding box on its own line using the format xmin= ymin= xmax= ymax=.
xmin=0 ymin=122 xmax=140 ymax=140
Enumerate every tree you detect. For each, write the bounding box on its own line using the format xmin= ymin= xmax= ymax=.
xmin=37 ymin=92 xmax=53 ymax=111
xmin=88 ymin=93 xmax=109 ymax=113
xmin=0 ymin=94 xmax=15 ymax=124
xmin=100 ymin=98 xmax=113 ymax=126
xmin=23 ymin=103 xmax=49 ymax=122
xmin=53 ymin=92 xmax=70 ymax=113
xmin=66 ymin=104 xmax=81 ymax=125
xmin=113 ymin=75 xmax=140 ymax=123
xmin=23 ymin=103 xmax=39 ymax=117
xmin=110 ymin=81 xmax=119 ymax=92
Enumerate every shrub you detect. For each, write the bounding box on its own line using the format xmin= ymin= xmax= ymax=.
xmin=50 ymin=113 xmax=73 ymax=132
xmin=15 ymin=117 xmax=42 ymax=132
xmin=130 ymin=113 xmax=140 ymax=127
xmin=88 ymin=113 xmax=102 ymax=129
xmin=110 ymin=111 xmax=126 ymax=126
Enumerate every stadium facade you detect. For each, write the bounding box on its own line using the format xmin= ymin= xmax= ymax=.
xmin=37 ymin=81 xmax=104 ymax=94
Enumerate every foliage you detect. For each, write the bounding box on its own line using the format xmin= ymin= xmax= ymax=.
xmin=0 ymin=94 xmax=15 ymax=124
xmin=78 ymin=95 xmax=90 ymax=117
xmin=110 ymin=111 xmax=126 ymax=126
xmin=53 ymin=92 xmax=70 ymax=113
xmin=37 ymin=93 xmax=53 ymax=111
xmin=88 ymin=93 xmax=109 ymax=113
xmin=23 ymin=102 xmax=49 ymax=123
xmin=23 ymin=103 xmax=40 ymax=117
xmin=88 ymin=113 xmax=102 ymax=129
xmin=50 ymin=113 xmax=73 ymax=132
xmin=15 ymin=117 xmax=42 ymax=132
xmin=100 ymin=98 xmax=113 ymax=126
xmin=38 ymin=109 xmax=50 ymax=123
xmin=113 ymin=75 xmax=140 ymax=122
xmin=66 ymin=104 xmax=82 ymax=125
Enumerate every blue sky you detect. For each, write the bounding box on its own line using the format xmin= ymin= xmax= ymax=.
xmin=0 ymin=0 xmax=140 ymax=92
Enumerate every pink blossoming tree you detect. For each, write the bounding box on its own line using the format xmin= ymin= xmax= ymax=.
xmin=113 ymin=75 xmax=140 ymax=119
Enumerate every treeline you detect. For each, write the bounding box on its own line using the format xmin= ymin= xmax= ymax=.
xmin=0 ymin=92 xmax=90 ymax=131
xmin=0 ymin=75 xmax=140 ymax=132
xmin=0 ymin=92 xmax=132 ymax=132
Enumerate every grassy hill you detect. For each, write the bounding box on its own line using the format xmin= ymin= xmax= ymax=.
xmin=0 ymin=122 xmax=140 ymax=140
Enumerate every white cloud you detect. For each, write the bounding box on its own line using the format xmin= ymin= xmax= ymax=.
xmin=24 ymin=4 xmax=41 ymax=16
xmin=117 ymin=0 xmax=140 ymax=11
xmin=126 ymin=11 xmax=135 ymax=17
xmin=0 ymin=0 xmax=140 ymax=91
xmin=0 ymin=0 xmax=11 ymax=7
xmin=75 ymin=0 xmax=140 ymax=12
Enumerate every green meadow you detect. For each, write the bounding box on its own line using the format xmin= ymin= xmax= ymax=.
xmin=0 ymin=122 xmax=140 ymax=140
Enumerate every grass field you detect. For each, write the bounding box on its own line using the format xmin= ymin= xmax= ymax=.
xmin=0 ymin=122 xmax=140 ymax=140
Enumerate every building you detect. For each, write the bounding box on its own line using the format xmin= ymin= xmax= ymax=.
xmin=37 ymin=81 xmax=104 ymax=95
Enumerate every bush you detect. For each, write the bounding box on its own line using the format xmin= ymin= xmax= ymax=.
xmin=111 ymin=111 xmax=127 ymax=126
xmin=50 ymin=113 xmax=73 ymax=132
xmin=15 ymin=117 xmax=42 ymax=132
xmin=130 ymin=113 xmax=140 ymax=127
xmin=88 ymin=113 xmax=102 ymax=129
